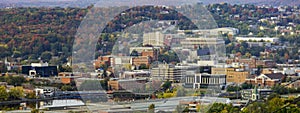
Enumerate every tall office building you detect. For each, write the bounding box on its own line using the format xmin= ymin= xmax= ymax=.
xmin=143 ymin=32 xmax=165 ymax=47
xmin=151 ymin=64 xmax=183 ymax=82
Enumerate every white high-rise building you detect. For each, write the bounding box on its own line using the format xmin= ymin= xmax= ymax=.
xmin=143 ymin=32 xmax=165 ymax=47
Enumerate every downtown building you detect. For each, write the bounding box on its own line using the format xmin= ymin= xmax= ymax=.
xmin=180 ymin=37 xmax=225 ymax=49
xmin=150 ymin=64 xmax=184 ymax=82
xmin=143 ymin=32 xmax=165 ymax=47
xmin=184 ymin=71 xmax=226 ymax=89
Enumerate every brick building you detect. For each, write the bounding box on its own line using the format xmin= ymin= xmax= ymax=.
xmin=246 ymin=73 xmax=285 ymax=87
xmin=94 ymin=56 xmax=113 ymax=69
xmin=108 ymin=78 xmax=148 ymax=91
xmin=256 ymin=60 xmax=276 ymax=68
xmin=212 ymin=67 xmax=226 ymax=74
xmin=226 ymin=68 xmax=249 ymax=84
xmin=131 ymin=56 xmax=151 ymax=67
xmin=130 ymin=47 xmax=158 ymax=61
xmin=226 ymin=57 xmax=276 ymax=68
xmin=141 ymin=50 xmax=157 ymax=61
xmin=286 ymin=80 xmax=300 ymax=89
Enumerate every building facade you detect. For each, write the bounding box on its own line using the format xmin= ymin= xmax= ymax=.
xmin=108 ymin=78 xmax=148 ymax=91
xmin=143 ymin=32 xmax=165 ymax=47
xmin=235 ymin=37 xmax=279 ymax=43
xmin=241 ymin=88 xmax=273 ymax=101
xmin=180 ymin=37 xmax=225 ymax=49
xmin=246 ymin=73 xmax=285 ymax=87
xmin=286 ymin=80 xmax=300 ymax=89
xmin=184 ymin=73 xmax=226 ymax=89
xmin=212 ymin=67 xmax=226 ymax=74
xmin=94 ymin=56 xmax=113 ymax=69
xmin=131 ymin=56 xmax=151 ymax=67
xmin=22 ymin=65 xmax=58 ymax=77
xmin=151 ymin=64 xmax=183 ymax=82
xmin=226 ymin=57 xmax=276 ymax=68
xmin=226 ymin=68 xmax=249 ymax=84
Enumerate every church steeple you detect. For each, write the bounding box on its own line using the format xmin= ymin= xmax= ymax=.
xmin=252 ymin=85 xmax=259 ymax=100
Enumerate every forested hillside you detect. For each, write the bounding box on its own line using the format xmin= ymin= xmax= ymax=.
xmin=0 ymin=7 xmax=87 ymax=63
xmin=2 ymin=3 xmax=300 ymax=66
xmin=0 ymin=5 xmax=197 ymax=64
